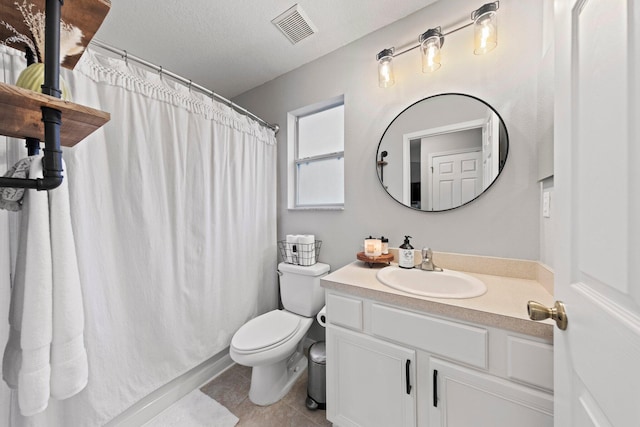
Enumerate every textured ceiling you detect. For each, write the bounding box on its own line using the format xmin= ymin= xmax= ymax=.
xmin=93 ymin=0 xmax=436 ymax=99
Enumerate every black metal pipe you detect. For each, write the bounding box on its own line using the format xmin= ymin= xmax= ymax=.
xmin=25 ymin=46 xmax=41 ymax=156
xmin=39 ymin=107 xmax=64 ymax=190
xmin=0 ymin=0 xmax=64 ymax=190
xmin=42 ymin=0 xmax=62 ymax=98
xmin=25 ymin=139 xmax=41 ymax=157
xmin=39 ymin=0 xmax=64 ymax=190
xmin=1 ymin=107 xmax=64 ymax=190
xmin=0 ymin=177 xmax=39 ymax=189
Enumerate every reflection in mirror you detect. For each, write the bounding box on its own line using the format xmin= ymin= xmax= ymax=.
xmin=377 ymin=93 xmax=508 ymax=211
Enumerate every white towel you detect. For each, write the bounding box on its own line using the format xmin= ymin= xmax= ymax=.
xmin=3 ymin=156 xmax=53 ymax=416
xmin=49 ymin=160 xmax=88 ymax=400
xmin=2 ymin=156 xmax=87 ymax=416
xmin=298 ymin=234 xmax=315 ymax=266
xmin=285 ymin=234 xmax=299 ymax=264
xmin=0 ymin=157 xmax=34 ymax=211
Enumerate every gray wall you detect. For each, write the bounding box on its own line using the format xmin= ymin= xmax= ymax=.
xmin=234 ymin=0 xmax=550 ymax=271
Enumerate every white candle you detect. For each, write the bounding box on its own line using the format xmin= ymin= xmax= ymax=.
xmin=364 ymin=238 xmax=382 ymax=257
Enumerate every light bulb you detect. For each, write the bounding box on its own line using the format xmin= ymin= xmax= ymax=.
xmin=419 ymin=28 xmax=443 ymax=73
xmin=376 ymin=48 xmax=395 ymax=88
xmin=479 ymin=21 xmax=493 ymax=50
xmin=423 ymin=39 xmax=441 ymax=72
xmin=472 ymin=2 xmax=499 ymax=55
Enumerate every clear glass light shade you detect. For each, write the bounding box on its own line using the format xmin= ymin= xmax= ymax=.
xmin=378 ymin=56 xmax=395 ymax=88
xmin=420 ymin=36 xmax=442 ymax=73
xmin=473 ymin=10 xmax=498 ymax=55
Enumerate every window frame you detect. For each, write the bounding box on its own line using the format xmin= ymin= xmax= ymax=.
xmin=288 ymin=96 xmax=345 ymax=210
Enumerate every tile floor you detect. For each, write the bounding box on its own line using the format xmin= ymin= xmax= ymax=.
xmin=200 ymin=363 xmax=332 ymax=427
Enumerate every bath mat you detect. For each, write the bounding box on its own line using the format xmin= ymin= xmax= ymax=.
xmin=145 ymin=389 xmax=238 ymax=427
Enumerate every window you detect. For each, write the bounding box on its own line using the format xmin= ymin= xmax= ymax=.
xmin=288 ymin=96 xmax=344 ymax=209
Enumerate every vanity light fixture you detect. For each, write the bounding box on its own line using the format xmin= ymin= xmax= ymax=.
xmin=472 ymin=2 xmax=499 ymax=54
xmin=376 ymin=48 xmax=396 ymax=88
xmin=376 ymin=1 xmax=499 ymax=87
xmin=419 ymin=27 xmax=444 ymax=73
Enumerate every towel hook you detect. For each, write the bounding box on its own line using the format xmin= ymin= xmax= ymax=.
xmin=122 ymin=50 xmax=128 ymax=66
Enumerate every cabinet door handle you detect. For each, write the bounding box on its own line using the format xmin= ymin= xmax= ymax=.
xmin=433 ymin=369 xmax=438 ymax=407
xmin=405 ymin=360 xmax=412 ymax=395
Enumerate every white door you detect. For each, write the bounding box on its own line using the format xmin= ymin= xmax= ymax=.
xmin=553 ymin=0 xmax=640 ymax=425
xmin=430 ymin=150 xmax=482 ymax=210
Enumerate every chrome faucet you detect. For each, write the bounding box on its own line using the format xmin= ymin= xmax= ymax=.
xmin=421 ymin=248 xmax=442 ymax=272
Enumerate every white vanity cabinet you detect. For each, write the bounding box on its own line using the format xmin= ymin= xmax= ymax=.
xmin=326 ymin=292 xmax=417 ymax=426
xmin=327 ymin=327 xmax=416 ymax=427
xmin=325 ymin=291 xmax=554 ymax=427
xmin=429 ymin=358 xmax=553 ymax=427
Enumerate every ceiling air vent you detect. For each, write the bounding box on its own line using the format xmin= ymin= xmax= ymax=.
xmin=271 ymin=4 xmax=317 ymax=44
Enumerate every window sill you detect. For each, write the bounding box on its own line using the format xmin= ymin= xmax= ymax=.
xmin=288 ymin=206 xmax=344 ymax=211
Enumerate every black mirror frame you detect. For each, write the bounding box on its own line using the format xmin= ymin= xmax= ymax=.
xmin=376 ymin=93 xmax=509 ymax=212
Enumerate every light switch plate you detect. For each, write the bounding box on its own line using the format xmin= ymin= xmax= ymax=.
xmin=542 ymin=191 xmax=551 ymax=218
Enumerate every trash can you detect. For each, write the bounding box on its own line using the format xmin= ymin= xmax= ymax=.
xmin=306 ymin=341 xmax=326 ymax=410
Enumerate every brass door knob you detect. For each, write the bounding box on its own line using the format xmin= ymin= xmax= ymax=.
xmin=527 ymin=300 xmax=568 ymax=330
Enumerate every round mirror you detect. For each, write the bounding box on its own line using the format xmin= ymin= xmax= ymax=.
xmin=376 ymin=93 xmax=508 ymax=211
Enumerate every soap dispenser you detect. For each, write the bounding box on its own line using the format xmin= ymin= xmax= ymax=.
xmin=399 ymin=236 xmax=414 ymax=269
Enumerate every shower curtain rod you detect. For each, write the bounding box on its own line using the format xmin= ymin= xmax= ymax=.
xmin=89 ymin=39 xmax=280 ymax=134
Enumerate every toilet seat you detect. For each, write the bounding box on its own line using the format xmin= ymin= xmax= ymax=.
xmin=231 ymin=310 xmax=302 ymax=354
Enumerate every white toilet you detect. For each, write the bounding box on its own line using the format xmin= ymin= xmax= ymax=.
xmin=230 ymin=262 xmax=330 ymax=406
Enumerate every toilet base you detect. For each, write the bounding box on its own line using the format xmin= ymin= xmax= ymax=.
xmin=248 ymin=350 xmax=307 ymax=406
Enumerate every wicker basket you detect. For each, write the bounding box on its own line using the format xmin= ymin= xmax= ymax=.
xmin=278 ymin=240 xmax=322 ymax=266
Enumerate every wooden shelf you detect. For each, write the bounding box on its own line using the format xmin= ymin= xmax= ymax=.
xmin=0 ymin=82 xmax=110 ymax=147
xmin=0 ymin=0 xmax=111 ymax=69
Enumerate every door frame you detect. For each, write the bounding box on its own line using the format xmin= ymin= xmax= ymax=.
xmin=401 ymin=119 xmax=485 ymax=206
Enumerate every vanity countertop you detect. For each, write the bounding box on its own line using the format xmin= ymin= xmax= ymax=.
xmin=321 ymin=259 xmax=555 ymax=340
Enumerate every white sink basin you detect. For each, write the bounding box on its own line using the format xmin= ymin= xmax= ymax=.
xmin=376 ymin=266 xmax=487 ymax=299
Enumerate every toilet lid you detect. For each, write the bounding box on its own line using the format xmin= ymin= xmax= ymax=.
xmin=232 ymin=310 xmax=302 ymax=353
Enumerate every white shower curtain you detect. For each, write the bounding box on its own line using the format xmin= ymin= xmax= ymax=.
xmin=0 ymin=45 xmax=277 ymax=426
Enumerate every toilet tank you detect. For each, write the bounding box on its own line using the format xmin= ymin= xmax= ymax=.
xmin=278 ymin=262 xmax=330 ymax=317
